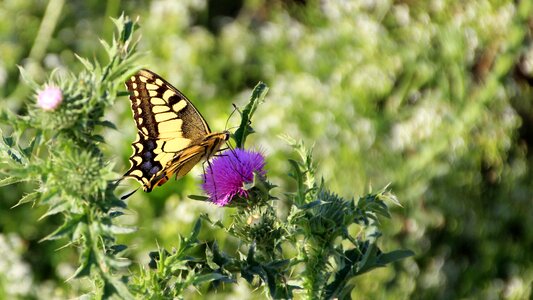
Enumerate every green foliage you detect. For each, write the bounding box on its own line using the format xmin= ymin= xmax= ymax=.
xmin=140 ymin=83 xmax=410 ymax=299
xmin=2 ymin=0 xmax=533 ymax=298
xmin=0 ymin=15 xmax=139 ymax=299
xmin=132 ymin=1 xmax=531 ymax=298
xmin=2 ymin=18 xmax=410 ymax=297
xmin=129 ymin=219 xmax=234 ymax=299
xmin=184 ymin=96 xmax=411 ymax=299
xmin=285 ymin=139 xmax=412 ymax=299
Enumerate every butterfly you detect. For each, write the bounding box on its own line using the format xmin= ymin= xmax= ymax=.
xmin=123 ymin=69 xmax=229 ymax=193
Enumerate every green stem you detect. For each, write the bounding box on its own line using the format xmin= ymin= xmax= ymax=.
xmin=304 ymin=244 xmax=328 ymax=299
xmin=28 ymin=0 xmax=65 ymax=63
xmin=87 ymin=208 xmax=134 ymax=299
xmin=7 ymin=0 xmax=65 ymax=104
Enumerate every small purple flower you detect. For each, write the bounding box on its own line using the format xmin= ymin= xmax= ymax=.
xmin=37 ymin=85 xmax=63 ymax=111
xmin=202 ymin=148 xmax=266 ymax=206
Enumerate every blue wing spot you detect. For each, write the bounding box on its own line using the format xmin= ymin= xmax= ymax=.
xmin=145 ymin=140 xmax=156 ymax=151
xmin=141 ymin=161 xmax=153 ymax=173
xmin=142 ymin=151 xmax=153 ymax=160
xmin=149 ymin=166 xmax=161 ymax=175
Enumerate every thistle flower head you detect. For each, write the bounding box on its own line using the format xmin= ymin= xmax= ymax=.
xmin=37 ymin=85 xmax=63 ymax=111
xmin=202 ymin=148 xmax=266 ymax=206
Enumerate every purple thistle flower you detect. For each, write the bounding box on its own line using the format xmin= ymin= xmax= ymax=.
xmin=202 ymin=148 xmax=266 ymax=206
xmin=37 ymin=85 xmax=63 ymax=111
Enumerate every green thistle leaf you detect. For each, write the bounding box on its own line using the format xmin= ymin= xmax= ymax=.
xmin=234 ymin=82 xmax=268 ymax=148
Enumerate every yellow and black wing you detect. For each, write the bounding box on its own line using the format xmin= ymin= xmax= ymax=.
xmin=123 ymin=69 xmax=228 ymax=192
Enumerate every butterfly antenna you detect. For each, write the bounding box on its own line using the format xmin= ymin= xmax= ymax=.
xmin=224 ymin=104 xmax=240 ymax=132
xmin=232 ymin=103 xmax=241 ymax=113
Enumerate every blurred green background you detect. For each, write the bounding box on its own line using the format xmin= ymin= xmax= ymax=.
xmin=1 ymin=0 xmax=533 ymax=298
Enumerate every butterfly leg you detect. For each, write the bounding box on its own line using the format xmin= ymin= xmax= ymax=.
xmin=224 ymin=104 xmax=240 ymax=132
xmin=203 ymin=159 xmax=221 ymax=203
xmin=223 ymin=149 xmax=248 ymax=180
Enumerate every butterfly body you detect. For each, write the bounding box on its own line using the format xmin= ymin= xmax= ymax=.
xmin=124 ymin=69 xmax=229 ymax=192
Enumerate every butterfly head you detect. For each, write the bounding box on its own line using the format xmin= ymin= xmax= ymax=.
xmin=223 ymin=131 xmax=230 ymax=141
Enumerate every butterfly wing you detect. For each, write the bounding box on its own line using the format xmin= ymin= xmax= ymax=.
xmin=153 ymin=132 xmax=230 ymax=188
xmin=124 ymin=69 xmax=215 ymax=192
